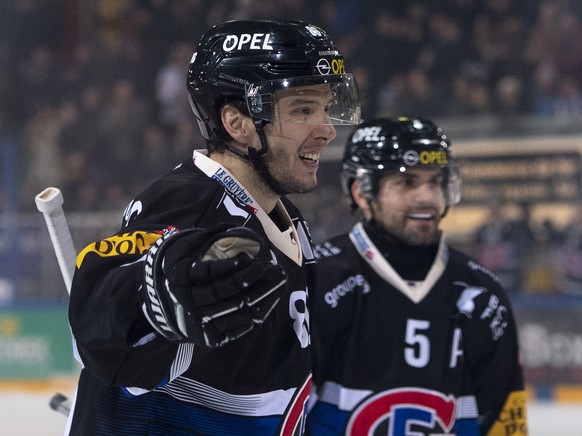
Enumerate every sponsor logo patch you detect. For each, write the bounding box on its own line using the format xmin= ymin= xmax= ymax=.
xmin=76 ymin=230 xmax=165 ymax=266
xmin=325 ymin=274 xmax=370 ymax=308
xmin=347 ymin=388 xmax=461 ymax=435
xmin=222 ymin=33 xmax=273 ymax=51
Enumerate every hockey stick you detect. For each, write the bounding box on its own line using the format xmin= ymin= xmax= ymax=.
xmin=49 ymin=392 xmax=72 ymax=417
xmin=35 ymin=187 xmax=77 ymax=417
xmin=35 ymin=187 xmax=76 ymax=294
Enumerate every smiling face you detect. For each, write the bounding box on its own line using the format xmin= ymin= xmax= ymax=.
xmin=260 ymin=84 xmax=337 ymax=193
xmin=356 ymin=167 xmax=446 ymax=245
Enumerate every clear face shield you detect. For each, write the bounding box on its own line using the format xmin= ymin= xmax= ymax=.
xmin=387 ymin=140 xmax=462 ymax=207
xmin=445 ymin=163 xmax=462 ymax=206
xmin=341 ymin=161 xmax=462 ymax=210
xmin=244 ymin=74 xmax=361 ymax=126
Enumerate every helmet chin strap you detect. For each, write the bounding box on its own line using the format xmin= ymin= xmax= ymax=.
xmin=224 ymin=119 xmax=290 ymax=197
xmin=365 ymin=198 xmax=379 ymax=228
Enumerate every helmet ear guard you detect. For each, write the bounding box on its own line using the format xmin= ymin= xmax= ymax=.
xmin=340 ymin=166 xmax=375 ymax=210
xmin=354 ymin=168 xmax=376 ymax=201
xmin=187 ymin=93 xmax=214 ymax=140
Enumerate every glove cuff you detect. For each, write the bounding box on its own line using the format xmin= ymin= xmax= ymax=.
xmin=140 ymin=229 xmax=196 ymax=341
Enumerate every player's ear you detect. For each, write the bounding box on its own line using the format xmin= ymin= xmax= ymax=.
xmin=221 ymin=104 xmax=255 ymax=145
xmin=352 ymin=180 xmax=371 ymax=212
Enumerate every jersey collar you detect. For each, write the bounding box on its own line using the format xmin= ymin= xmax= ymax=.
xmin=349 ymin=222 xmax=449 ymax=303
xmin=193 ymin=150 xmax=303 ymax=265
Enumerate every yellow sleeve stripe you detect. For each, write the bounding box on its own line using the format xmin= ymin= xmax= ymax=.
xmin=76 ymin=231 xmax=162 ymax=268
xmin=487 ymin=390 xmax=528 ymax=435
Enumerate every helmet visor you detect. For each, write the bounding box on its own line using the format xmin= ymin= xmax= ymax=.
xmin=340 ymin=160 xmax=462 ymax=207
xmin=245 ymin=74 xmax=361 ymax=125
xmin=446 ymin=163 xmax=462 ymax=206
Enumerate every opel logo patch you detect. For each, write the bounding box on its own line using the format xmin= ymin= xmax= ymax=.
xmin=403 ymin=150 xmax=419 ymax=166
xmin=315 ymin=58 xmax=331 ymax=75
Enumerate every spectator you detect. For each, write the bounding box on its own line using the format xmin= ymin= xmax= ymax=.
xmin=495 ymin=74 xmax=527 ymax=132
xmin=133 ymin=124 xmax=173 ymax=191
xmin=553 ymin=76 xmax=582 ymax=119
xmin=97 ymin=78 xmax=150 ymax=165
xmin=529 ymin=62 xmax=560 ymax=116
xmin=154 ymin=42 xmax=193 ymax=136
xmin=393 ymin=67 xmax=450 ymax=117
xmin=418 ymin=11 xmax=470 ymax=89
xmin=364 ymin=9 xmax=422 ymax=113
xmin=20 ymin=104 xmax=64 ymax=209
xmin=473 ymin=202 xmax=535 ymax=294
xmin=18 ymin=46 xmax=61 ymax=117
xmin=450 ymin=71 xmax=494 ymax=115
xmin=473 ymin=0 xmax=529 ymax=83
xmin=556 ymin=210 xmax=582 ymax=295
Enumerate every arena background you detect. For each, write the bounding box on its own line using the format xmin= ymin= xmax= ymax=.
xmin=1 ymin=1 xmax=582 ymax=434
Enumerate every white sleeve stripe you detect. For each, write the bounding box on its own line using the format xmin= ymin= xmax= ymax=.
xmin=124 ymin=342 xmax=194 ymax=396
xmin=157 ymin=376 xmax=297 ymax=416
xmin=170 ymin=342 xmax=194 ymax=381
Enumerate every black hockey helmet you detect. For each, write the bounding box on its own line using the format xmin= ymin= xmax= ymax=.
xmin=340 ymin=117 xmax=461 ymax=209
xmin=187 ymin=19 xmax=361 ymax=143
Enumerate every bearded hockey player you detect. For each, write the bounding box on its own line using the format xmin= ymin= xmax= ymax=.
xmin=66 ymin=19 xmax=360 ymax=435
xmin=307 ymin=117 xmax=527 ymax=435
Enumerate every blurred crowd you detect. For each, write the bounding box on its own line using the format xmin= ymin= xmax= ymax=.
xmin=1 ymin=0 xmax=582 ymax=215
xmin=472 ymin=201 xmax=582 ymax=295
xmin=0 ymin=0 xmax=581 ymax=299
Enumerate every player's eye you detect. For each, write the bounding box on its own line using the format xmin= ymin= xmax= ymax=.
xmin=294 ymin=107 xmax=314 ymax=116
xmin=395 ymin=176 xmax=415 ymax=188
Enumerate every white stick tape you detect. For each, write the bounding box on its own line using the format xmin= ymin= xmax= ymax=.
xmin=35 ymin=187 xmax=77 ymax=294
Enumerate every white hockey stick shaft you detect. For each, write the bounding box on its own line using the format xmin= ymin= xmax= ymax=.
xmin=35 ymin=187 xmax=77 ymax=294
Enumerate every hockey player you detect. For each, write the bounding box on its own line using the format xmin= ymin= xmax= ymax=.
xmin=66 ymin=19 xmax=361 ymax=435
xmin=307 ymin=117 xmax=527 ymax=435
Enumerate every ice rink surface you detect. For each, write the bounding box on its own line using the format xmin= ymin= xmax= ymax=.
xmin=0 ymin=390 xmax=580 ymax=435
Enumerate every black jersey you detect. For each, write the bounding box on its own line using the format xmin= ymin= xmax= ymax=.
xmin=67 ymin=151 xmax=314 ymax=435
xmin=307 ymin=223 xmax=527 ymax=436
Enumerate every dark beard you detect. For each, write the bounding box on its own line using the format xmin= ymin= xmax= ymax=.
xmin=260 ymin=153 xmax=317 ymax=194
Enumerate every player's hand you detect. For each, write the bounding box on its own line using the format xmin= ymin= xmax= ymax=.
xmin=140 ymin=224 xmax=288 ymax=347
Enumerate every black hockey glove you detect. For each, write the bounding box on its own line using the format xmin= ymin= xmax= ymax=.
xmin=140 ymin=224 xmax=288 ymax=347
